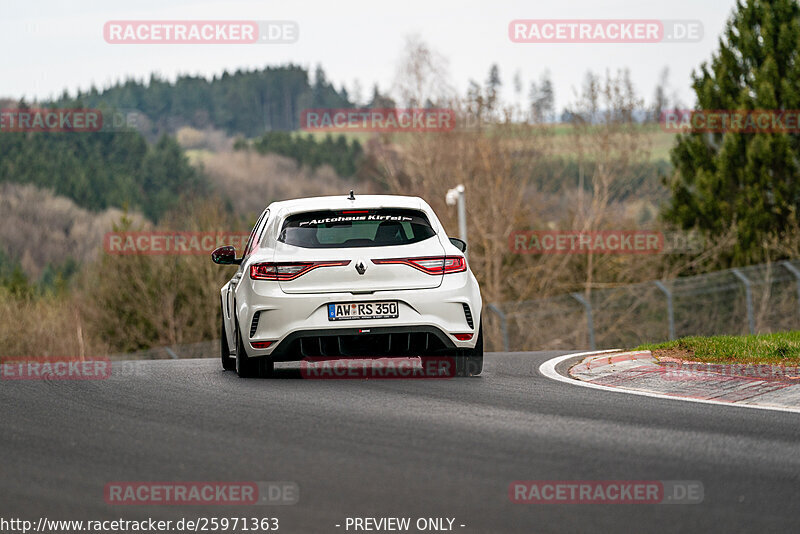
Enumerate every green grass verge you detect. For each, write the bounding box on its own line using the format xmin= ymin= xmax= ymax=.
xmin=634 ymin=331 xmax=800 ymax=364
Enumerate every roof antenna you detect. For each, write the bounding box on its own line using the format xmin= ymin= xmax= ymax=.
xmin=347 ymin=190 xmax=355 ymax=200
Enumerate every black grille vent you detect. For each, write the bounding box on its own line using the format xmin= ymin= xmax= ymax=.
xmin=462 ymin=303 xmax=474 ymax=329
xmin=294 ymin=332 xmax=447 ymax=358
xmin=250 ymin=311 xmax=261 ymax=337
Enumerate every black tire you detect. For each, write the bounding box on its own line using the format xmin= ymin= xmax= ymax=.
xmin=234 ymin=318 xmax=275 ymax=378
xmin=235 ymin=320 xmax=259 ymax=378
xmin=258 ymin=355 xmax=275 ymax=378
xmin=455 ymin=323 xmax=483 ymax=377
xmin=220 ymin=313 xmax=235 ymax=371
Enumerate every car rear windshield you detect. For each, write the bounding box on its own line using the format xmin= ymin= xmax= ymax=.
xmin=279 ymin=209 xmax=436 ymax=248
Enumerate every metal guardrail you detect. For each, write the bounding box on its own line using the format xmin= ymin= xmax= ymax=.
xmin=488 ymin=259 xmax=800 ymax=351
xmin=114 ymin=260 xmax=800 ymax=357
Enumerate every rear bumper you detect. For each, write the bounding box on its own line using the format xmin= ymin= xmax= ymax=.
xmin=235 ymin=270 xmax=482 ymax=360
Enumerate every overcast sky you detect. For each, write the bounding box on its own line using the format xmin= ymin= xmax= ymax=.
xmin=2 ymin=0 xmax=739 ymax=112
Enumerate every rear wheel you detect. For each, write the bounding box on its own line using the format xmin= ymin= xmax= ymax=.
xmin=455 ymin=323 xmax=483 ymax=377
xmin=220 ymin=313 xmax=235 ymax=371
xmin=235 ymin=319 xmax=275 ymax=378
xmin=235 ymin=320 xmax=259 ymax=378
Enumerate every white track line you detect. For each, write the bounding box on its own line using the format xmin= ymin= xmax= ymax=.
xmin=539 ymin=351 xmax=800 ymax=415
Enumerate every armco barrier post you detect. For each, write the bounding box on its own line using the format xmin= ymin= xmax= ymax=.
xmin=654 ymin=280 xmax=676 ymax=340
xmin=487 ymin=303 xmax=510 ymax=352
xmin=781 ymin=260 xmax=800 ymax=320
xmin=731 ymin=268 xmax=755 ymax=334
xmin=571 ymin=292 xmax=596 ymax=351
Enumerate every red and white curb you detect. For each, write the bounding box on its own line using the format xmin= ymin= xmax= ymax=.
xmin=539 ymin=350 xmax=800 ymax=414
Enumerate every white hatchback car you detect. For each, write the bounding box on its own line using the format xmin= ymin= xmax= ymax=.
xmin=213 ymin=193 xmax=482 ymax=378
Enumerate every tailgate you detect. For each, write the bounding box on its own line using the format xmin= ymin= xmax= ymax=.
xmin=275 ymin=240 xmax=445 ymax=294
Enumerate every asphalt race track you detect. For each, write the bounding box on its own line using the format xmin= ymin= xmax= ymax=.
xmin=2 ymin=352 xmax=800 ymax=533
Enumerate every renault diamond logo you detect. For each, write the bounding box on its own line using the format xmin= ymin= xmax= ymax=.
xmin=355 ymin=261 xmax=367 ymax=275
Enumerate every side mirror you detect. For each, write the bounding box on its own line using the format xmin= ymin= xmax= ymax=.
xmin=449 ymin=237 xmax=467 ymax=253
xmin=211 ymin=246 xmax=241 ymax=265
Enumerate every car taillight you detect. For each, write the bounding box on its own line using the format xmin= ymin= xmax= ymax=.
xmin=251 ymin=341 xmax=273 ymax=349
xmin=250 ymin=260 xmax=350 ymax=281
xmin=453 ymin=333 xmax=473 ymax=341
xmin=371 ymin=256 xmax=467 ymax=275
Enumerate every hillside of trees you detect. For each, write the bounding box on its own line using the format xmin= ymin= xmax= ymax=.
xmin=236 ymin=131 xmax=364 ymax=177
xmin=0 ymin=130 xmax=204 ymax=221
xmin=55 ymin=65 xmax=356 ymax=137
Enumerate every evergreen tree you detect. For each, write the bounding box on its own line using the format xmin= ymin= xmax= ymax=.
xmin=663 ymin=0 xmax=800 ymax=265
xmin=367 ymin=84 xmax=396 ymax=108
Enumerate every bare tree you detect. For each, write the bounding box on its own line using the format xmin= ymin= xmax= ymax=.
xmin=529 ymin=70 xmax=555 ymax=123
xmin=651 ymin=66 xmax=671 ymax=122
xmin=392 ymin=34 xmax=454 ymax=107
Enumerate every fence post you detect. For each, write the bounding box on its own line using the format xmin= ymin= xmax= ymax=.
xmin=654 ymin=280 xmax=676 ymax=340
xmin=781 ymin=261 xmax=800 ymax=320
xmin=486 ymin=303 xmax=510 ymax=352
xmin=571 ymin=292 xmax=596 ymax=350
xmin=731 ymin=268 xmax=755 ymax=334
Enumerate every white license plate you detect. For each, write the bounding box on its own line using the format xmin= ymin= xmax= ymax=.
xmin=327 ymin=301 xmax=398 ymax=321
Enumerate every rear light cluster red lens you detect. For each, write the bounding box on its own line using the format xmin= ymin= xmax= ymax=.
xmin=453 ymin=333 xmax=473 ymax=341
xmin=250 ymin=260 xmax=350 ymax=281
xmin=371 ymin=256 xmax=467 ymax=275
xmin=251 ymin=341 xmax=273 ymax=349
